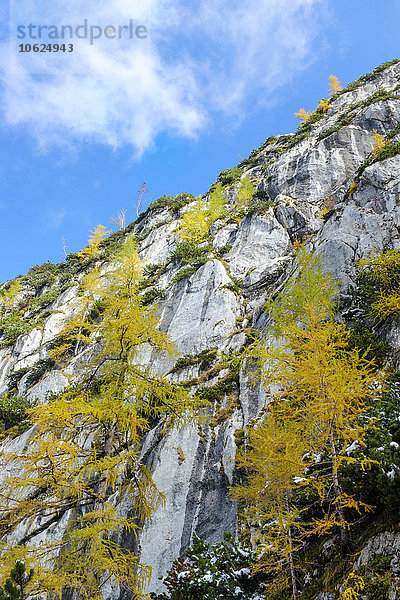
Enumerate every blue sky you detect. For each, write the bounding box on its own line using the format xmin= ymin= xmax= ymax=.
xmin=0 ymin=0 xmax=399 ymax=283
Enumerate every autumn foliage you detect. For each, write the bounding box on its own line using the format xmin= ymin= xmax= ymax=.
xmin=78 ymin=224 xmax=110 ymax=260
xmin=328 ymin=74 xmax=343 ymax=96
xmin=294 ymin=107 xmax=312 ymax=125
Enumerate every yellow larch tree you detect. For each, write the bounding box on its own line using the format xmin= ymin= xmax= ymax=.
xmin=233 ymin=415 xmax=310 ymax=600
xmin=372 ymin=129 xmax=387 ymax=155
xmin=178 ymin=183 xmax=226 ymax=242
xmin=0 ymin=238 xmax=203 ymax=600
xmin=280 ymin=317 xmax=377 ymax=545
xmin=339 ymin=572 xmax=365 ymax=600
xmin=259 ymin=248 xmax=377 ymax=543
xmin=357 ymin=249 xmax=400 ymax=322
xmin=236 ymin=175 xmax=255 ymax=209
xmin=317 ymin=99 xmax=331 ymax=113
xmin=78 ymin=224 xmax=110 ymax=260
xmin=328 ymin=74 xmax=342 ymax=96
xmin=294 ymin=108 xmax=312 ymax=125
xmin=178 ymin=196 xmax=210 ymax=242
xmin=233 ymin=247 xmax=378 ymax=598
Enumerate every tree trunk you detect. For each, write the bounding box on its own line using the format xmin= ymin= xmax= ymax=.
xmin=288 ymin=531 xmax=299 ymax=600
xmin=330 ymin=435 xmax=348 ymax=550
xmin=285 ymin=494 xmax=299 ymax=600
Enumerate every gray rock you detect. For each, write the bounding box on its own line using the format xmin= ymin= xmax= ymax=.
xmin=226 ymin=213 xmax=291 ymax=279
xmin=26 ymin=370 xmax=69 ymax=402
xmin=355 ymin=532 xmax=400 ymax=569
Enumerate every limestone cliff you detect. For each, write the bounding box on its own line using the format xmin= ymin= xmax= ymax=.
xmin=0 ymin=59 xmax=400 ymax=599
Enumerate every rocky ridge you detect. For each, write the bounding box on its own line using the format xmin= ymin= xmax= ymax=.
xmin=0 ymin=59 xmax=400 ymax=598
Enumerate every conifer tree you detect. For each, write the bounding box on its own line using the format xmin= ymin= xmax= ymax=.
xmin=178 ymin=184 xmax=225 ymax=242
xmin=372 ymin=129 xmax=387 ymax=155
xmin=233 ymin=416 xmax=309 ymax=600
xmin=207 ymin=182 xmax=225 ymax=220
xmin=233 ymin=247 xmax=377 ymax=598
xmin=357 ymin=249 xmax=400 ymax=322
xmin=236 ymin=175 xmax=255 ymax=208
xmin=178 ymin=196 xmax=210 ymax=242
xmin=294 ymin=108 xmax=312 ymax=125
xmin=317 ymin=99 xmax=330 ymax=113
xmin=0 ymin=562 xmax=33 ymax=600
xmin=78 ymin=224 xmax=110 ymax=260
xmin=328 ymin=74 xmax=342 ymax=96
xmin=0 ymin=238 xmax=202 ymax=599
xmin=277 ymin=318 xmax=377 ymax=544
xmin=259 ymin=249 xmax=377 ymax=537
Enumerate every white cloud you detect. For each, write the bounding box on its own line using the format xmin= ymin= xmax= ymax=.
xmin=1 ymin=0 xmax=327 ymax=153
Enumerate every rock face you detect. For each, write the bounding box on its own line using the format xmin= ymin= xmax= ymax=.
xmin=1 ymin=60 xmax=400 ymax=597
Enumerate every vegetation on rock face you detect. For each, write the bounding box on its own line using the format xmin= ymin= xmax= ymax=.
xmin=170 ymin=239 xmax=213 ymax=283
xmin=0 ymin=314 xmax=34 ymax=348
xmin=372 ymin=129 xmax=388 ymax=155
xmin=316 ymin=75 xmax=400 ymax=141
xmin=218 ymin=167 xmax=243 ymax=186
xmin=0 ymin=249 xmax=115 ymax=351
xmin=0 ymin=394 xmax=35 ymax=437
xmin=236 ymin=175 xmax=256 ymax=209
xmin=332 ymin=59 xmax=399 ymax=97
xmin=177 ymin=184 xmax=226 ymax=243
xmin=358 ymin=141 xmax=400 ymax=176
xmin=170 ymin=348 xmax=218 ymax=374
xmin=353 ymin=249 xmax=400 ymax=324
xmin=142 ymin=192 xmax=196 ymax=218
xmin=0 ymin=279 xmax=43 ymax=348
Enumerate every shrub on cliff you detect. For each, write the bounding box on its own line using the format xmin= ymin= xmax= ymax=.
xmin=150 ymin=532 xmax=265 ymax=600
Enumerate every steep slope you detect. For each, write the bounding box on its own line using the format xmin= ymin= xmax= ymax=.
xmin=0 ymin=59 xmax=400 ymax=598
